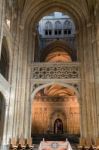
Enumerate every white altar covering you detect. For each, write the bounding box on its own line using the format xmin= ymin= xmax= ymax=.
xmin=39 ymin=139 xmax=73 ymax=150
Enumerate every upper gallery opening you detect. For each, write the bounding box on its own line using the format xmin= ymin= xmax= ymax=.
xmin=38 ymin=12 xmax=75 ymax=40
xmin=34 ymin=12 xmax=77 ymax=62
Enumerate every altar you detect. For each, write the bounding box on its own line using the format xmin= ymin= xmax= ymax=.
xmin=39 ymin=139 xmax=73 ymax=150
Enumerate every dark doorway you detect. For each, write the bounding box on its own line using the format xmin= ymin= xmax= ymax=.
xmin=54 ymin=118 xmax=63 ymax=134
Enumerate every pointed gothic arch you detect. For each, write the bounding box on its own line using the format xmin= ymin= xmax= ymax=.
xmin=45 ymin=21 xmax=53 ymax=30
xmin=40 ymin=40 xmax=77 ymax=61
xmin=0 ymin=36 xmax=10 ymax=80
xmin=54 ymin=118 xmax=63 ymax=134
xmin=31 ymin=82 xmax=80 ymax=135
xmin=31 ymin=82 xmax=80 ymax=101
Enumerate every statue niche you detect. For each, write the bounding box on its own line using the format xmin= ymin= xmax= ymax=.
xmin=54 ymin=118 xmax=63 ymax=134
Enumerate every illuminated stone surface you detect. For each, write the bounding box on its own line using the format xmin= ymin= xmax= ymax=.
xmin=0 ymin=1 xmax=99 ymax=149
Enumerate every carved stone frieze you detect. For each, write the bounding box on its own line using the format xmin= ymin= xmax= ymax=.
xmin=34 ymin=96 xmax=74 ymax=102
xmin=31 ymin=62 xmax=80 ymax=79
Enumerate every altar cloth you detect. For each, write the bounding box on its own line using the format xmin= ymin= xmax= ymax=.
xmin=39 ymin=139 xmax=73 ymax=150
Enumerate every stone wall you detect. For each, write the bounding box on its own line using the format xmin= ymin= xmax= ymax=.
xmin=0 ymin=1 xmax=99 ymax=149
xmin=32 ymin=97 xmax=80 ymax=134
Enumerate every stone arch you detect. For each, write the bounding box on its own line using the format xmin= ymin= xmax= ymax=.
xmin=20 ymin=0 xmax=91 ymax=138
xmin=22 ymin=1 xmax=89 ymax=28
xmin=40 ymin=40 xmax=76 ymax=61
xmin=0 ymin=36 xmax=11 ymax=81
xmin=44 ymin=21 xmax=53 ymax=37
xmin=3 ymin=34 xmax=12 ymax=65
xmin=31 ymin=82 xmax=80 ymax=135
xmin=20 ymin=1 xmax=89 ymax=65
xmin=50 ymin=110 xmax=66 ymax=120
xmin=19 ymin=0 xmax=90 ymax=71
xmin=63 ymin=20 xmax=72 ymax=29
xmin=31 ymin=82 xmax=80 ymax=101
xmin=54 ymin=118 xmax=63 ymax=134
xmin=45 ymin=21 xmax=53 ymax=30
xmin=21 ymin=1 xmax=89 ymax=46
xmin=50 ymin=110 xmax=66 ymax=133
xmin=55 ymin=21 xmax=62 ymax=29
xmin=21 ymin=1 xmax=88 ymax=65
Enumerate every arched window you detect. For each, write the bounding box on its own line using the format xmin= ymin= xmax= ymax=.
xmin=54 ymin=21 xmax=62 ymax=35
xmin=64 ymin=21 xmax=72 ymax=28
xmin=45 ymin=21 xmax=53 ymax=29
xmin=63 ymin=20 xmax=72 ymax=35
xmin=45 ymin=21 xmax=53 ymax=36
xmin=0 ymin=37 xmax=9 ymax=80
xmin=55 ymin=21 xmax=62 ymax=29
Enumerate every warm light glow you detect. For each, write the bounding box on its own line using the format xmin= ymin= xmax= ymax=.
xmin=44 ymin=84 xmax=75 ymax=96
xmin=45 ymin=51 xmax=72 ymax=62
xmin=32 ymin=85 xmax=80 ymax=135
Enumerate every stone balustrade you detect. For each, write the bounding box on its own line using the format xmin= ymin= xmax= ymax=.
xmin=31 ymin=62 xmax=80 ymax=80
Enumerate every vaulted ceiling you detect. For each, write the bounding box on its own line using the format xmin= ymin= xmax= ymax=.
xmin=35 ymin=84 xmax=76 ymax=98
xmin=8 ymin=0 xmax=99 ymax=25
xmin=17 ymin=0 xmax=98 ymax=16
xmin=7 ymin=0 xmax=98 ymax=16
xmin=6 ymin=0 xmax=99 ymax=31
xmin=17 ymin=0 xmax=96 ymax=11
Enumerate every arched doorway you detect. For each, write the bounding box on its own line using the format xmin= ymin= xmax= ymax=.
xmin=31 ymin=83 xmax=80 ymax=136
xmin=54 ymin=118 xmax=63 ymax=134
xmin=0 ymin=92 xmax=5 ymax=145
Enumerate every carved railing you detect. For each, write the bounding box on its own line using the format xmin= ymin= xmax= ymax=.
xmin=31 ymin=62 xmax=80 ymax=80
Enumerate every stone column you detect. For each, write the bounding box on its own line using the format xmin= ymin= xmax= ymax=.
xmin=95 ymin=22 xmax=99 ymax=136
xmin=20 ymin=26 xmax=32 ymax=138
xmin=13 ymin=18 xmax=26 ymax=138
xmin=32 ymin=31 xmax=36 ymax=61
xmin=0 ymin=0 xmax=5 ymax=57
xmin=77 ymin=27 xmax=88 ymax=138
xmin=79 ymin=22 xmax=98 ymax=142
xmin=86 ymin=23 xmax=98 ymax=140
xmin=12 ymin=23 xmax=35 ymax=139
xmin=32 ymin=31 xmax=39 ymax=62
xmin=6 ymin=11 xmax=24 ymax=141
xmin=23 ymin=28 xmax=39 ymax=138
xmin=1 ymin=98 xmax=9 ymax=148
xmin=94 ymin=1 xmax=99 ymax=137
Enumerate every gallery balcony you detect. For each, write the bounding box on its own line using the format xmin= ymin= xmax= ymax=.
xmin=31 ymin=62 xmax=80 ymax=81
